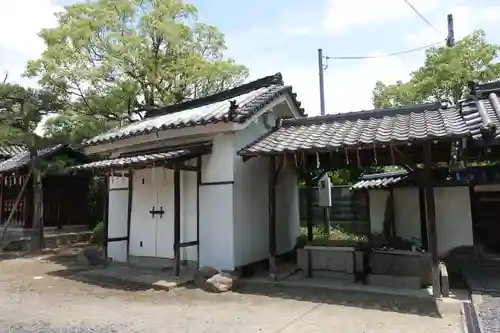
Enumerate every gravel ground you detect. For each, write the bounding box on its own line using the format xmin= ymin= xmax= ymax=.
xmin=477 ymin=293 xmax=500 ymax=333
xmin=0 ymin=247 xmax=464 ymax=333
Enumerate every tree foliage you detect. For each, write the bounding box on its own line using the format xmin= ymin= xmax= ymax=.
xmin=26 ymin=0 xmax=249 ymax=141
xmin=373 ymin=30 xmax=500 ymax=108
xmin=0 ymin=83 xmax=62 ymax=147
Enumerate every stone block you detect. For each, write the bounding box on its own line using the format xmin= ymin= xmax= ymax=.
xmin=439 ymin=262 xmax=450 ymax=297
xmin=313 ymin=270 xmax=354 ymax=281
xmin=206 ymin=273 xmax=235 ymax=293
xmin=367 ymin=274 xmax=421 ymax=289
xmin=353 ymin=251 xmax=364 ymax=273
xmin=369 ymin=251 xmax=433 ymax=286
xmin=297 ymin=248 xmax=309 ymax=271
xmin=194 ymin=266 xmax=219 ymax=290
xmin=306 ymin=247 xmax=353 ymax=272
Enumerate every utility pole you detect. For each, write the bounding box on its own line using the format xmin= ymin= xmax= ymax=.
xmin=318 ymin=48 xmax=326 ymax=116
xmin=317 ymin=48 xmax=330 ymax=236
xmin=446 ymin=13 xmax=460 ymax=105
xmin=446 ymin=13 xmax=455 ymax=47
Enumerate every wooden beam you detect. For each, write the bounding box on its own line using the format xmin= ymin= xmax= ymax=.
xmin=422 ymin=141 xmax=441 ymax=298
xmin=173 ymin=166 xmax=181 ymax=277
xmin=268 ymin=155 xmax=277 ymax=281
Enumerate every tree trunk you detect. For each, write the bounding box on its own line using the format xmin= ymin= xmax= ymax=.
xmin=30 ymin=145 xmax=44 ymax=251
xmin=31 ymin=168 xmax=43 ymax=250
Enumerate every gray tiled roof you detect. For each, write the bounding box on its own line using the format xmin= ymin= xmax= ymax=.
xmin=238 ymin=102 xmax=470 ymax=156
xmin=68 ymin=145 xmax=208 ymax=172
xmin=0 ymin=145 xmax=25 ymax=158
xmin=83 ymin=73 xmax=304 ymax=147
xmin=0 ymin=144 xmax=63 ymax=173
xmin=461 ymin=81 xmax=500 ymax=140
xmin=350 ymin=171 xmax=410 ymax=190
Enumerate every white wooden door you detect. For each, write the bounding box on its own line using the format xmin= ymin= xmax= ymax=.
xmin=129 ymin=169 xmax=157 ymax=257
xmin=155 ymin=168 xmax=175 ymax=259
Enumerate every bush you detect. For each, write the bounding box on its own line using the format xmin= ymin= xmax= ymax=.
xmin=297 ymin=225 xmax=367 ymax=247
xmin=89 ymin=221 xmax=105 ymax=247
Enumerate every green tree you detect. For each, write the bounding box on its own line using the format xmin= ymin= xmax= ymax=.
xmin=373 ymin=30 xmax=500 ymax=108
xmin=0 ymin=82 xmax=65 ymax=249
xmin=26 ymin=0 xmax=248 ymax=140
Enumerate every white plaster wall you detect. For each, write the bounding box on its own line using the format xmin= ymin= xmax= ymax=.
xmin=368 ymin=188 xmax=421 ymax=241
xmin=199 ymin=133 xmax=235 ymax=270
xmin=394 ymin=188 xmax=421 ymax=242
xmin=107 ymin=176 xmax=129 ymax=262
xmin=434 ymin=187 xmax=474 ymax=256
xmin=180 ymin=169 xmax=198 ymax=262
xmin=368 ymin=186 xmax=474 ymax=256
xmin=368 ymin=190 xmax=388 ymax=234
xmin=275 ymin=164 xmax=300 ymax=254
xmin=232 ymin=118 xmax=300 ymax=267
xmin=199 ymin=184 xmax=234 ymax=270
xmin=201 ymin=133 xmax=234 ymax=182
xmin=232 ymin=153 xmax=268 ymax=266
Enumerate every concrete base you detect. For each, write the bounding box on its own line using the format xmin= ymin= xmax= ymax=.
xmin=367 ymin=274 xmax=421 ymax=289
xmin=128 ymin=255 xmax=198 ymax=271
xmin=298 ymin=246 xmax=432 ymax=287
xmin=244 ymin=270 xmax=434 ymax=299
xmin=77 ymin=263 xmax=195 ymax=291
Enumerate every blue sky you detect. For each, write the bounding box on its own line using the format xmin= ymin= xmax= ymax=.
xmin=1 ymin=0 xmax=500 ymax=117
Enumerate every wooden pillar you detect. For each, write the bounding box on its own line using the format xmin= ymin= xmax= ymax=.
xmin=305 ymin=173 xmax=314 ymax=278
xmin=173 ymin=166 xmax=181 ymax=277
xmin=196 ymin=157 xmax=202 ymax=269
xmin=126 ymin=170 xmax=133 ymax=260
xmin=0 ymin=179 xmax=3 ymax=225
xmin=268 ymin=156 xmax=277 ymax=280
xmin=103 ymin=175 xmax=110 ymax=263
xmin=418 ymin=187 xmax=428 ymax=251
xmin=305 ymin=174 xmax=314 ymax=242
xmin=390 ymin=188 xmax=396 ymax=237
xmin=422 ymin=141 xmax=441 ymax=298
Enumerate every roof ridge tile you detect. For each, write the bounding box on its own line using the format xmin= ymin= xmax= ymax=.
xmin=145 ymin=73 xmax=284 ymax=118
xmin=282 ymin=102 xmax=443 ymax=127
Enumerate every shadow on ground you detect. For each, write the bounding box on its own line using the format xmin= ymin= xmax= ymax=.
xmin=14 ymin=243 xmax=447 ymax=318
xmin=0 ymin=251 xmax=45 ymax=262
xmin=41 ymin=243 xmax=173 ymax=292
xmin=47 ymin=268 xmax=168 ymax=292
xmin=231 ymin=282 xmax=444 ymax=318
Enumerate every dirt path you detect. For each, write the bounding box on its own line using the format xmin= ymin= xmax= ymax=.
xmin=0 ymin=246 xmax=464 ymax=333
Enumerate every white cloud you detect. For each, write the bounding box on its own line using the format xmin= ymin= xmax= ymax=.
xmin=0 ymin=0 xmax=61 ymax=83
xmin=324 ymin=0 xmax=443 ymax=34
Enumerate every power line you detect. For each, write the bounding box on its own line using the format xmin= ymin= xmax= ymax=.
xmin=325 ymin=39 xmax=445 ymax=61
xmin=402 ymin=0 xmax=443 ymax=37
